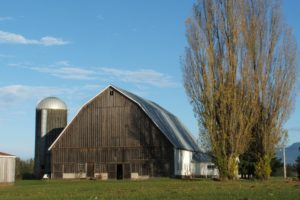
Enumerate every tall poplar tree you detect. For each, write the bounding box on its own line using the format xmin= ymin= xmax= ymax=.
xmin=183 ymin=0 xmax=297 ymax=180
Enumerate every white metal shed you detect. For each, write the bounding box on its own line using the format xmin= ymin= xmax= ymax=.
xmin=0 ymin=152 xmax=16 ymax=184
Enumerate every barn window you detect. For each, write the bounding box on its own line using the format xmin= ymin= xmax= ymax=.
xmin=110 ymin=90 xmax=114 ymax=96
xmin=177 ymin=162 xmax=181 ymax=170
xmin=207 ymin=165 xmax=215 ymax=170
xmin=177 ymin=151 xmax=182 ymax=170
xmin=78 ymin=163 xmax=85 ymax=173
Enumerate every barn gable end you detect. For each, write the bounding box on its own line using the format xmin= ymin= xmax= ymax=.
xmin=50 ymin=86 xmax=176 ymax=179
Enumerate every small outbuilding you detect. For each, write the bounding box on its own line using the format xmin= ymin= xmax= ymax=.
xmin=191 ymin=152 xmax=219 ymax=178
xmin=0 ymin=152 xmax=16 ymax=184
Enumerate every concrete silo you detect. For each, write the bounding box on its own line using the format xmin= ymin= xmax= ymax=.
xmin=34 ymin=97 xmax=67 ymax=178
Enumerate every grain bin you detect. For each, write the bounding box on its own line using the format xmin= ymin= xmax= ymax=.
xmin=34 ymin=97 xmax=67 ymax=178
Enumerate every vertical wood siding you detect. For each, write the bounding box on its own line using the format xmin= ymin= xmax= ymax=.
xmin=51 ymin=87 xmax=174 ymax=179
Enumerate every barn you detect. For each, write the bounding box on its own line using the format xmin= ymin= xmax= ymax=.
xmin=0 ymin=152 xmax=16 ymax=184
xmin=48 ymin=85 xmax=201 ymax=179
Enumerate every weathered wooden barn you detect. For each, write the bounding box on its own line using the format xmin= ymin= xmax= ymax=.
xmin=49 ymin=85 xmax=199 ymax=179
xmin=0 ymin=152 xmax=16 ymax=184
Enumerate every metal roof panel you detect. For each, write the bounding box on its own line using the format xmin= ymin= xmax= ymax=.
xmin=113 ymin=86 xmax=199 ymax=151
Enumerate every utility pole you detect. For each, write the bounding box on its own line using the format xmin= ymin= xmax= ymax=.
xmin=283 ymin=145 xmax=286 ymax=179
xmin=279 ymin=129 xmax=288 ymax=179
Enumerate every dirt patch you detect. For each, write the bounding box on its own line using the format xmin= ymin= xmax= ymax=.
xmin=0 ymin=183 xmax=14 ymax=188
xmin=286 ymin=179 xmax=300 ymax=186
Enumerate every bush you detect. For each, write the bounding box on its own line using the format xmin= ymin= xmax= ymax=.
xmin=15 ymin=157 xmax=35 ymax=180
xmin=255 ymin=155 xmax=271 ymax=180
xmin=270 ymin=157 xmax=283 ymax=177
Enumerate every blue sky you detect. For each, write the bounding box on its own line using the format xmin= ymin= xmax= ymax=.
xmin=0 ymin=0 xmax=299 ymax=159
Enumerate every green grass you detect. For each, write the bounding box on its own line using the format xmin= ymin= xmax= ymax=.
xmin=0 ymin=178 xmax=299 ymax=200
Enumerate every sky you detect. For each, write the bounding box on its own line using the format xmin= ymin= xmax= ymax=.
xmin=0 ymin=0 xmax=299 ymax=159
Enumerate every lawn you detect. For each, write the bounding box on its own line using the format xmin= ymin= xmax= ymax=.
xmin=0 ymin=178 xmax=299 ymax=200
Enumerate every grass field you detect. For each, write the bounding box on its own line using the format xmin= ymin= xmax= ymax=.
xmin=0 ymin=178 xmax=299 ymax=200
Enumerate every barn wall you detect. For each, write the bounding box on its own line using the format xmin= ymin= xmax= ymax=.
xmin=0 ymin=157 xmax=15 ymax=183
xmin=51 ymin=87 xmax=174 ymax=179
xmin=191 ymin=162 xmax=219 ymax=177
xmin=174 ymin=149 xmax=193 ymax=177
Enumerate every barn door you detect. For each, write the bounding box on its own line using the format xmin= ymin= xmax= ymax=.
xmin=117 ymin=164 xmax=123 ymax=180
xmin=87 ymin=163 xmax=94 ymax=178
xmin=123 ymin=164 xmax=130 ymax=179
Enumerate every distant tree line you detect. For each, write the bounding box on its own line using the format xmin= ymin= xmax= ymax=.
xmin=240 ymin=156 xmax=298 ymax=179
xmin=183 ymin=0 xmax=298 ymax=180
xmin=297 ymin=148 xmax=300 ymax=179
xmin=15 ymin=157 xmax=35 ymax=180
xmin=268 ymin=148 xmax=300 ymax=179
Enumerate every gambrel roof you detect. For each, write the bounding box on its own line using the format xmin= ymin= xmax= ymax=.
xmin=49 ymin=85 xmax=199 ymax=151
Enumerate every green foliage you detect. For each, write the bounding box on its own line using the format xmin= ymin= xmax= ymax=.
xmin=0 ymin=179 xmax=299 ymax=200
xmin=239 ymin=151 xmax=256 ymax=179
xmin=286 ymin=164 xmax=297 ymax=178
xmin=270 ymin=157 xmax=283 ymax=177
xmin=255 ymin=155 xmax=272 ymax=180
xmin=241 ymin=153 xmax=295 ymax=178
xmin=227 ymin=155 xmax=239 ymax=180
xmin=212 ymin=151 xmax=228 ymax=180
xmin=15 ymin=158 xmax=35 ymax=180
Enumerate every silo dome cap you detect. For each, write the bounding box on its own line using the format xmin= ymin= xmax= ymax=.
xmin=36 ymin=97 xmax=67 ymax=110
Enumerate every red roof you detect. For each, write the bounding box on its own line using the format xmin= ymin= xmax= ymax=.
xmin=0 ymin=152 xmax=15 ymax=156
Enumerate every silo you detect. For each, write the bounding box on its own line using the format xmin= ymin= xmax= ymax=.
xmin=34 ymin=97 xmax=67 ymax=178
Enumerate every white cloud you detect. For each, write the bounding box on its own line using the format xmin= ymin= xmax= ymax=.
xmin=0 ymin=31 xmax=30 ymax=44
xmin=98 ymin=67 xmax=178 ymax=88
xmin=0 ymin=85 xmax=71 ymax=107
xmin=0 ymin=30 xmax=69 ymax=46
xmin=8 ymin=62 xmax=95 ymax=80
xmin=31 ymin=66 xmax=95 ymax=80
xmin=7 ymin=61 xmax=178 ymax=87
xmin=0 ymin=16 xmax=13 ymax=21
xmin=0 ymin=84 xmax=105 ymax=110
xmin=40 ymin=36 xmax=68 ymax=46
xmin=82 ymin=84 xmax=102 ymax=90
xmin=55 ymin=60 xmax=70 ymax=66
